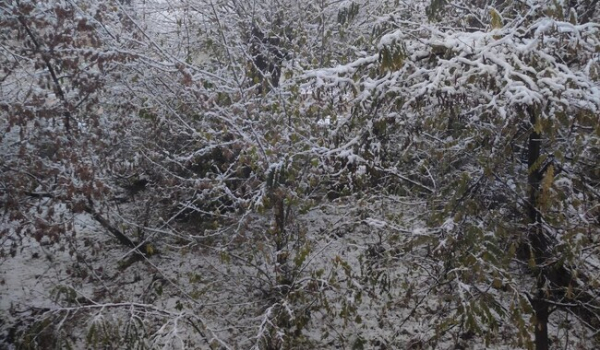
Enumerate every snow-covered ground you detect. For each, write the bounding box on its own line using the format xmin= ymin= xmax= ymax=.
xmin=2 ymin=196 xmax=571 ymax=349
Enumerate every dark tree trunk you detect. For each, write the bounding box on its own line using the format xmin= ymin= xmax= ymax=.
xmin=526 ymin=105 xmax=550 ymax=350
xmin=533 ymin=281 xmax=550 ymax=350
xmin=527 ymin=106 xmax=542 ymax=227
xmin=522 ymin=105 xmax=600 ymax=349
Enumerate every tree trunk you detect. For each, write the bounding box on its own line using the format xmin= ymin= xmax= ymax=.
xmin=526 ymin=105 xmax=550 ymax=350
xmin=533 ymin=281 xmax=550 ymax=350
xmin=527 ymin=105 xmax=542 ymax=228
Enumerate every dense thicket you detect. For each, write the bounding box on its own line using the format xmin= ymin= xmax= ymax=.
xmin=1 ymin=0 xmax=599 ymax=349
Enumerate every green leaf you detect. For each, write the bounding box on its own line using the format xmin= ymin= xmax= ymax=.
xmin=490 ymin=8 xmax=503 ymax=29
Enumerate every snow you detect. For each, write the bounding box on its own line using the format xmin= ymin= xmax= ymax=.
xmin=2 ymin=0 xmax=600 ymax=348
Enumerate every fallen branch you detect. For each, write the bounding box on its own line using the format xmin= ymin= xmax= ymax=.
xmin=82 ymin=203 xmax=136 ymax=249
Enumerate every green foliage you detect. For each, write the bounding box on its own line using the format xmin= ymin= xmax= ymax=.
xmin=312 ymin=0 xmax=600 ymax=347
xmin=337 ymin=2 xmax=360 ymax=25
xmin=426 ymin=0 xmax=447 ymax=21
xmin=546 ymin=0 xmax=565 ymax=20
xmin=379 ymin=43 xmax=407 ymax=73
xmin=15 ymin=316 xmax=71 ymax=350
xmin=137 ymin=108 xmax=157 ymax=121
xmin=51 ymin=285 xmax=78 ymax=305
xmin=489 ymin=8 xmax=503 ymax=29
